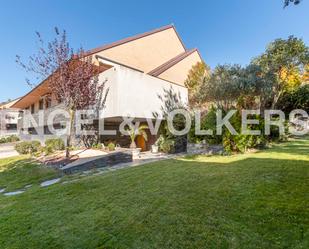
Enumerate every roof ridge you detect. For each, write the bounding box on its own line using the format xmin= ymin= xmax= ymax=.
xmin=85 ymin=24 xmax=186 ymax=57
xmin=148 ymin=48 xmax=197 ymax=77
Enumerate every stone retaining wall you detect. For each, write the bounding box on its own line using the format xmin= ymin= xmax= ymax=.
xmin=62 ymin=151 xmax=133 ymax=174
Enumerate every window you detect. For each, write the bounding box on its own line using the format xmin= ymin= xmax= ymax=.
xmin=30 ymin=104 xmax=35 ymax=114
xmin=45 ymin=96 xmax=51 ymax=109
xmin=39 ymin=99 xmax=44 ymax=110
xmin=6 ymin=124 xmax=17 ymax=130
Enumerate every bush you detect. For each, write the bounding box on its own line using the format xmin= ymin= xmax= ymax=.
xmin=6 ymin=135 xmax=20 ymax=143
xmin=107 ymin=142 xmax=115 ymax=151
xmin=160 ymin=139 xmax=175 ymax=153
xmin=45 ymin=138 xmax=65 ymax=151
xmin=156 ymin=135 xmax=175 ymax=153
xmin=44 ymin=145 xmax=54 ymax=155
xmin=189 ymin=107 xmax=222 ymax=145
xmin=92 ymin=143 xmax=103 ymax=149
xmin=222 ymin=111 xmax=268 ymax=153
xmin=15 ymin=141 xmax=41 ymax=155
xmin=0 ymin=135 xmax=20 ymax=144
xmin=15 ymin=142 xmax=30 ymax=154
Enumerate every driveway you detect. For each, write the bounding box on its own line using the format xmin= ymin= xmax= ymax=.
xmin=0 ymin=143 xmax=19 ymax=159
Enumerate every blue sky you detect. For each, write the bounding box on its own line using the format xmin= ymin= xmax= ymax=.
xmin=0 ymin=0 xmax=308 ymax=102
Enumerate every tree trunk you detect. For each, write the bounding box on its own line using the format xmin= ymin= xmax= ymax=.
xmin=65 ymin=109 xmax=75 ymax=158
xmin=271 ymin=90 xmax=282 ymax=110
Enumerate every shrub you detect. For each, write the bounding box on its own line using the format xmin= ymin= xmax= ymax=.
xmin=92 ymin=143 xmax=103 ymax=149
xmin=156 ymin=135 xmax=175 ymax=153
xmin=189 ymin=107 xmax=225 ymax=145
xmin=189 ymin=107 xmax=223 ymax=145
xmin=15 ymin=141 xmax=41 ymax=154
xmin=107 ymin=142 xmax=115 ymax=151
xmin=30 ymin=141 xmax=41 ymax=153
xmin=44 ymin=145 xmax=54 ymax=155
xmin=45 ymin=138 xmax=65 ymax=151
xmin=0 ymin=135 xmax=20 ymax=144
xmin=15 ymin=142 xmax=32 ymax=154
xmin=222 ymin=112 xmax=267 ymax=153
xmin=6 ymin=135 xmax=20 ymax=143
xmin=160 ymin=139 xmax=175 ymax=153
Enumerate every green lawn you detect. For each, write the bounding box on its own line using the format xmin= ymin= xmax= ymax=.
xmin=0 ymin=137 xmax=308 ymax=249
xmin=0 ymin=156 xmax=59 ymax=192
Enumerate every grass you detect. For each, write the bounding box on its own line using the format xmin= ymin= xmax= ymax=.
xmin=0 ymin=137 xmax=308 ymax=248
xmin=0 ymin=156 xmax=59 ymax=192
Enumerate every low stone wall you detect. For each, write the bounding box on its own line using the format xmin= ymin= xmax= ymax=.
xmin=62 ymin=150 xmax=133 ymax=174
xmin=187 ymin=143 xmax=224 ymax=155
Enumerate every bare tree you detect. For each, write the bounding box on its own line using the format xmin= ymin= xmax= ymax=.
xmin=16 ymin=28 xmax=109 ymax=157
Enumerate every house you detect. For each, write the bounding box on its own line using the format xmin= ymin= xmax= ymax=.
xmin=12 ymin=24 xmax=203 ymax=150
xmin=0 ymin=98 xmax=20 ymax=137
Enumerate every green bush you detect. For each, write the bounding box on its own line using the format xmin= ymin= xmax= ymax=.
xmin=107 ymin=142 xmax=115 ymax=151
xmin=92 ymin=143 xmax=103 ymax=149
xmin=15 ymin=142 xmax=30 ymax=154
xmin=156 ymin=135 xmax=175 ymax=153
xmin=44 ymin=145 xmax=54 ymax=155
xmin=15 ymin=141 xmax=41 ymax=155
xmin=222 ymin=112 xmax=267 ymax=153
xmin=160 ymin=139 xmax=175 ymax=153
xmin=6 ymin=135 xmax=20 ymax=143
xmin=190 ymin=108 xmax=279 ymax=153
xmin=45 ymin=138 xmax=65 ymax=151
xmin=189 ymin=107 xmax=223 ymax=145
xmin=0 ymin=135 xmax=20 ymax=144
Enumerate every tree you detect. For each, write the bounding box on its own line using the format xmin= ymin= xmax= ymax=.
xmin=184 ymin=61 xmax=210 ymax=107
xmin=16 ymin=28 xmax=109 ymax=157
xmin=280 ymin=66 xmax=302 ymax=91
xmin=303 ymin=65 xmax=309 ymax=83
xmin=236 ymin=64 xmax=274 ymax=111
xmin=284 ymin=0 xmax=301 ymax=7
xmin=253 ymin=36 xmax=309 ymax=108
xmin=198 ymin=64 xmax=243 ymax=110
xmin=277 ymin=84 xmax=309 ymax=113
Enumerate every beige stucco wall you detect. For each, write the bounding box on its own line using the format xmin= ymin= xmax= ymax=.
xmin=0 ymin=98 xmax=20 ymax=109
xmin=100 ymin=62 xmax=188 ymax=120
xmin=94 ymin=28 xmax=186 ymax=73
xmin=157 ymin=51 xmax=202 ymax=86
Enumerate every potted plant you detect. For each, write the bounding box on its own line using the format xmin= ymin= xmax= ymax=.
xmin=151 ymin=138 xmax=160 ymax=153
xmin=126 ymin=124 xmax=148 ymax=157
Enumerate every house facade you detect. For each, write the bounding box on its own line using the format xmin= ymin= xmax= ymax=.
xmin=0 ymin=98 xmax=20 ymax=137
xmin=13 ymin=25 xmax=203 ymax=150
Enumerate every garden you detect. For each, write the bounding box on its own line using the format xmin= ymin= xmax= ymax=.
xmin=0 ymin=136 xmax=308 ymax=248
